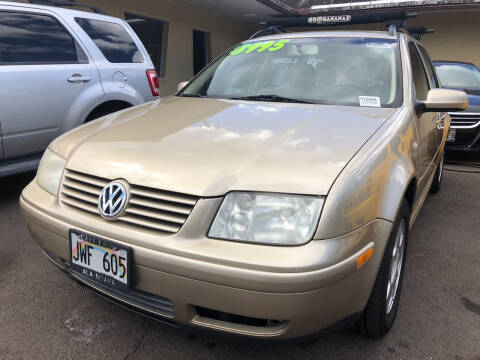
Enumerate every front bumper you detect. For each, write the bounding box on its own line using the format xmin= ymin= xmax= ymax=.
xmin=20 ymin=180 xmax=393 ymax=339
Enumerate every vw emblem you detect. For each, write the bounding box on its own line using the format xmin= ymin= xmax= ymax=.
xmin=98 ymin=181 xmax=128 ymax=219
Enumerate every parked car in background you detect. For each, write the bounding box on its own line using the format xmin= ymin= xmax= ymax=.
xmin=434 ymin=61 xmax=480 ymax=151
xmin=21 ymin=14 xmax=468 ymax=340
xmin=0 ymin=1 xmax=160 ymax=177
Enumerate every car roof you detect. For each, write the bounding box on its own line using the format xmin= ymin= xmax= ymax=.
xmin=0 ymin=1 xmax=121 ymax=21
xmin=247 ymin=30 xmax=399 ymax=43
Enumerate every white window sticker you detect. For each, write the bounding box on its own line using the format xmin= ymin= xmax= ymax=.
xmin=359 ymin=96 xmax=381 ymax=108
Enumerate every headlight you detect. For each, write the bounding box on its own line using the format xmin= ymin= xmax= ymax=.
xmin=209 ymin=192 xmax=324 ymax=245
xmin=36 ymin=148 xmax=66 ymax=196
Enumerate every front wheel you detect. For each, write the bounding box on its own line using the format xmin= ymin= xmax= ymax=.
xmin=429 ymin=152 xmax=444 ymax=194
xmin=356 ymin=199 xmax=409 ymax=338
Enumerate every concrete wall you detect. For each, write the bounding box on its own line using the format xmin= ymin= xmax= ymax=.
xmin=60 ymin=0 xmax=256 ymax=95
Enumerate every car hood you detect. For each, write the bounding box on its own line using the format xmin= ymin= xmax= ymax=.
xmin=56 ymin=97 xmax=395 ymax=197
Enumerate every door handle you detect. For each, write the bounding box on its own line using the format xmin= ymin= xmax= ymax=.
xmin=67 ymin=74 xmax=91 ymax=83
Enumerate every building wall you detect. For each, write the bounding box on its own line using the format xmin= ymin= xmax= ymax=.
xmin=78 ymin=0 xmax=256 ymax=95
xmin=312 ymin=8 xmax=480 ymax=66
xmin=412 ymin=9 xmax=480 ymax=66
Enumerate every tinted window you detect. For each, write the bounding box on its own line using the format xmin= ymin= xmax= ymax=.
xmin=75 ymin=18 xmax=143 ymax=63
xmin=125 ymin=13 xmax=167 ymax=76
xmin=409 ymin=43 xmax=430 ymax=101
xmin=0 ymin=11 xmax=77 ymax=64
xmin=418 ymin=46 xmax=439 ymax=88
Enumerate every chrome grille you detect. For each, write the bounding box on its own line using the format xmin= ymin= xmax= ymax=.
xmin=60 ymin=169 xmax=198 ymax=235
xmin=449 ymin=112 xmax=480 ymax=128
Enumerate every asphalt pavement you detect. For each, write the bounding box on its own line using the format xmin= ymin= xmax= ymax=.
xmin=0 ymin=157 xmax=479 ymax=360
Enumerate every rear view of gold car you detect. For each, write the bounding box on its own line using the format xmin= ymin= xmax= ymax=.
xmin=20 ymin=13 xmax=468 ymax=340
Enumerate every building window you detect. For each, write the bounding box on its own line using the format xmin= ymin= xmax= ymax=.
xmin=125 ymin=12 xmax=168 ymax=77
xmin=0 ymin=11 xmax=78 ymax=64
xmin=193 ymin=30 xmax=211 ymax=75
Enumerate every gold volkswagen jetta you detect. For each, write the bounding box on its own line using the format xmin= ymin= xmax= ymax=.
xmin=21 ymin=23 xmax=467 ymax=340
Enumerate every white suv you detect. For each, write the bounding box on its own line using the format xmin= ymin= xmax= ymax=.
xmin=0 ymin=1 xmax=160 ymax=176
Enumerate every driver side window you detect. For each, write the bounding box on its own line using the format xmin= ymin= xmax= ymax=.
xmin=418 ymin=45 xmax=439 ymax=88
xmin=409 ymin=43 xmax=430 ymax=101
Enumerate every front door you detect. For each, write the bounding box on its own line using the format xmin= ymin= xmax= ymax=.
xmin=417 ymin=45 xmax=445 ymax=150
xmin=408 ymin=42 xmax=437 ymax=193
xmin=0 ymin=10 xmax=103 ymax=158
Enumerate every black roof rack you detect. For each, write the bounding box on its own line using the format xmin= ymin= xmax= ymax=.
xmin=404 ymin=26 xmax=435 ymax=40
xmin=261 ymin=11 xmax=415 ymax=28
xmin=28 ymin=0 xmax=106 ymax=14
xmin=251 ymin=11 xmax=434 ymax=40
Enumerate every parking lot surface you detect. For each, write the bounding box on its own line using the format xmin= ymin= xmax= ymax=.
xmin=0 ymin=159 xmax=479 ymax=360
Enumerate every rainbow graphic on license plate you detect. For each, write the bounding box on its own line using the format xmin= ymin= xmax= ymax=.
xmin=70 ymin=231 xmax=130 ymax=291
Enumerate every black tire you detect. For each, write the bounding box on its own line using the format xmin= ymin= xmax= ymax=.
xmin=429 ymin=152 xmax=444 ymax=194
xmin=356 ymin=199 xmax=409 ymax=338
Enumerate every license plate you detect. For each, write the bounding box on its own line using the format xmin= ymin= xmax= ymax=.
xmin=69 ymin=230 xmax=132 ymax=292
xmin=447 ymin=128 xmax=456 ymax=142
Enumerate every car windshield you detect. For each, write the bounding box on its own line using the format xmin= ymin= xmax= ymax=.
xmin=180 ymin=37 xmax=402 ymax=108
xmin=435 ymin=62 xmax=480 ymax=89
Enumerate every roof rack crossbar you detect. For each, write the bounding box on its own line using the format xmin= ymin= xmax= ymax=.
xmin=396 ymin=25 xmax=435 ymax=40
xmin=28 ymin=0 xmax=106 ymax=14
xmin=405 ymin=26 xmax=435 ymax=35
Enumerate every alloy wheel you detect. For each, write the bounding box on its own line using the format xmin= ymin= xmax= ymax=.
xmin=438 ymin=154 xmax=444 ymax=183
xmin=386 ymin=218 xmax=406 ymax=314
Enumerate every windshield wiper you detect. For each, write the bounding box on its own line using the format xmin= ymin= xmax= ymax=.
xmin=228 ymin=95 xmax=313 ymax=104
xmin=179 ymin=94 xmax=207 ymax=98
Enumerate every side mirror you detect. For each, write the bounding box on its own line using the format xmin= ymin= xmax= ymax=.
xmin=421 ymin=88 xmax=469 ymax=113
xmin=177 ymin=81 xmax=189 ymax=92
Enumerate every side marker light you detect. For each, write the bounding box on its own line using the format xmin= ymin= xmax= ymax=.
xmin=357 ymin=247 xmax=374 ymax=270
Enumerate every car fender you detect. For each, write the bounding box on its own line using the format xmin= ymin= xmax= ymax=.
xmin=63 ymin=88 xmax=143 ymax=134
xmin=314 ymin=107 xmax=417 ymax=240
xmin=100 ymin=80 xmax=146 ymax=106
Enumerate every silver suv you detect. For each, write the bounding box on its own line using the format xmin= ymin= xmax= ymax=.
xmin=0 ymin=1 xmax=160 ymax=176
